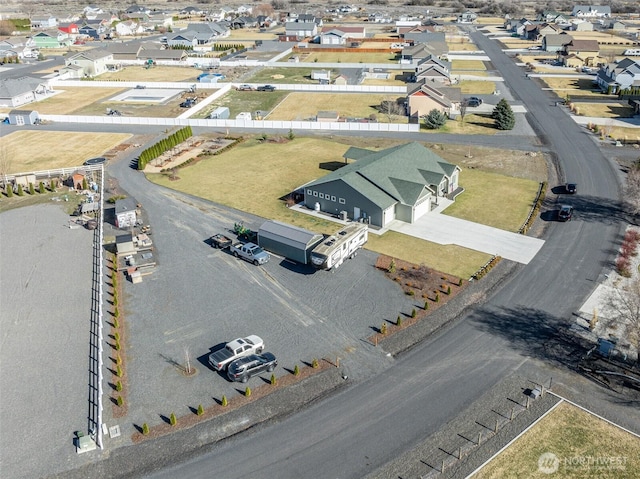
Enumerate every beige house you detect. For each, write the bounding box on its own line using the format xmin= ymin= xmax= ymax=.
xmin=63 ymin=49 xmax=113 ymax=77
xmin=559 ymin=39 xmax=601 ymax=67
xmin=407 ymin=81 xmax=462 ymax=120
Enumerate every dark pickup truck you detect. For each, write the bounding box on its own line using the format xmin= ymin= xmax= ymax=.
xmin=210 ymin=233 xmax=233 ymax=249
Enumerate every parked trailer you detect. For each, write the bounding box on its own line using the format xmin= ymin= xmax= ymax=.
xmin=623 ymin=49 xmax=640 ymax=56
xmin=310 ymin=223 xmax=368 ymax=270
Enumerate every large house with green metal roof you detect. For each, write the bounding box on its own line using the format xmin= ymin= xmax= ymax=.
xmin=303 ymin=142 xmax=460 ymax=228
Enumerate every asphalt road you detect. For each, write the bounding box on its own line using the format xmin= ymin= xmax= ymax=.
xmin=133 ymin=28 xmax=629 ymax=479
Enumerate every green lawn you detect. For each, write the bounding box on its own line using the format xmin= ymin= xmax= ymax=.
xmin=444 ymin=169 xmax=539 ymax=231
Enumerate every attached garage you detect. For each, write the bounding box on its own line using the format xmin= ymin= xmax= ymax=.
xmin=258 ymin=220 xmax=323 ymax=265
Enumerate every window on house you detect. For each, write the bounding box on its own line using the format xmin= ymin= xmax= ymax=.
xmin=307 ymin=189 xmax=312 ymax=195
xmin=319 ymin=193 xmax=324 ymax=199
xmin=331 ymin=196 xmax=336 ymax=202
xmin=339 ymin=198 xmax=346 ymax=204
xmin=313 ymin=191 xmax=318 ymax=197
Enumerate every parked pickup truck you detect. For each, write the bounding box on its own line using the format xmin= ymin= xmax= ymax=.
xmin=230 ymin=242 xmax=270 ymax=265
xmin=208 ymin=335 xmax=264 ymax=371
xmin=210 ymin=233 xmax=233 ymax=249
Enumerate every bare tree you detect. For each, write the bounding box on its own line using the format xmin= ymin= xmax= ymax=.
xmin=459 ymin=100 xmax=468 ymax=124
xmin=0 ymin=141 xmax=13 ymax=189
xmin=626 ymin=162 xmax=640 ymax=216
xmin=380 ymin=97 xmax=404 ymax=123
xmin=608 ymin=276 xmax=640 ymax=363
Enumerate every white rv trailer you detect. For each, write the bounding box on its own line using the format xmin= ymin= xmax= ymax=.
xmin=310 ymin=223 xmax=368 ymax=270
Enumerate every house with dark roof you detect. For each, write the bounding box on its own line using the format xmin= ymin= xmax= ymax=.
xmin=31 ymin=30 xmax=71 ymax=49
xmin=285 ymin=21 xmax=318 ymax=39
xmin=303 ymin=142 xmax=461 ymax=228
xmin=571 ymin=5 xmax=611 ymax=18
xmin=596 ymin=58 xmax=640 ymax=93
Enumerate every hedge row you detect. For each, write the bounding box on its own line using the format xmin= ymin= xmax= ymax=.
xmin=471 ymin=255 xmax=501 ymax=281
xmin=519 ymin=181 xmax=546 ymax=235
xmin=138 ymin=126 xmax=193 ymax=170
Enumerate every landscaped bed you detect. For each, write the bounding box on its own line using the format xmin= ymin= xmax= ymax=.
xmin=473 ymin=401 xmax=640 ymax=478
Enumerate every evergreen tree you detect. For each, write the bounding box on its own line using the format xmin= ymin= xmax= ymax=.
xmin=492 ymin=98 xmax=515 ymax=130
xmin=423 ymin=109 xmax=447 ymax=129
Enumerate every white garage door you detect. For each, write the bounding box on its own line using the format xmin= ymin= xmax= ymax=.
xmin=413 ymin=193 xmax=432 ymax=222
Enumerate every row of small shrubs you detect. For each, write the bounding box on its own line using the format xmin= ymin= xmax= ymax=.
xmin=159 ymin=137 xmax=244 ymax=173
xmin=4 ymin=180 xmax=59 ymax=197
xmin=616 ymin=229 xmax=640 ymax=277
xmin=140 ymin=360 xmax=319 ymax=435
xmin=137 ymin=126 xmax=193 ymax=170
xmin=471 ymin=255 xmax=502 ymax=281
xmin=519 ymin=182 xmax=546 ymax=234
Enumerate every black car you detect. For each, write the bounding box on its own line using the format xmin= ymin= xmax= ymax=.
xmin=565 ymin=183 xmax=577 ymax=194
xmin=558 ymin=204 xmax=573 ymax=221
xmin=257 ymin=85 xmax=276 ymax=92
xmin=180 ymin=98 xmax=197 ymax=108
xmin=466 ymin=98 xmax=482 ymax=107
xmin=227 ymin=352 xmax=277 ymax=383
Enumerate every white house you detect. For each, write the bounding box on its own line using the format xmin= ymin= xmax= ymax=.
xmin=63 ymin=49 xmax=114 ymax=78
xmin=571 ymin=5 xmax=611 ymax=18
xmin=115 ymin=20 xmax=144 ymax=36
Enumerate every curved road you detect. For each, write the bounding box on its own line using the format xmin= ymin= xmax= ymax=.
xmin=118 ymin=28 xmax=628 ymax=479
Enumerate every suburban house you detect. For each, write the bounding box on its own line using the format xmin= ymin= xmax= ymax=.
xmin=58 ymin=23 xmax=79 ymax=37
xmin=78 ymin=24 xmax=102 ymax=40
xmin=542 ymin=33 xmax=573 ymax=52
xmin=105 ymin=42 xmax=141 ymax=60
xmin=406 ymin=80 xmax=462 ymax=119
xmin=457 ymin=11 xmax=478 ymax=24
xmin=402 ymin=32 xmax=448 ymax=58
xmin=537 ymin=11 xmax=570 ymax=24
xmin=180 ymin=6 xmax=207 ymax=17
xmin=570 ymin=20 xmax=595 ymax=31
xmin=596 ymin=58 xmax=640 ymax=93
xmin=236 ymin=5 xmax=254 ymax=15
xmin=63 ymin=49 xmax=113 ymax=78
xmin=125 ymin=4 xmax=151 ymax=15
xmin=571 ymin=5 xmax=611 ymax=18
xmin=0 ymin=76 xmax=51 ymax=107
xmin=504 ymin=18 xmax=532 ymax=37
xmin=400 ymin=25 xmax=436 ymax=37
xmin=303 ymin=142 xmax=461 ymax=228
xmin=31 ymin=16 xmax=58 ymax=29
xmin=168 ymin=22 xmax=229 ymax=46
xmin=608 ymin=20 xmax=627 ymax=31
xmin=31 ymin=30 xmax=71 ymax=49
xmin=525 ymin=23 xmax=560 ymax=41
xmin=0 ymin=37 xmax=37 ymax=59
xmin=115 ymin=20 xmax=144 ymax=36
xmin=83 ymin=5 xmax=104 ymax=17
xmin=558 ymin=39 xmax=601 ymax=67
xmin=412 ymin=54 xmax=451 ymax=84
xmin=320 ymin=26 xmax=366 ymax=45
xmin=285 ymin=21 xmax=318 ymax=39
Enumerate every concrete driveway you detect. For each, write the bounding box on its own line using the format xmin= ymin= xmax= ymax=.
xmin=389 ymin=210 xmax=545 ymax=264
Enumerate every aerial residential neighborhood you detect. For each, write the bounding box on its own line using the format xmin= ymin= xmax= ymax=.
xmin=1 ymin=1 xmax=640 ymax=478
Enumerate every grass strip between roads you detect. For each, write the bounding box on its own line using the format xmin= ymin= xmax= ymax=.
xmin=473 ymin=401 xmax=640 ymax=478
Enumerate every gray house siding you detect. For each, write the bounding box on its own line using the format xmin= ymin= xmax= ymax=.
xmin=304 ymin=179 xmax=385 ymax=226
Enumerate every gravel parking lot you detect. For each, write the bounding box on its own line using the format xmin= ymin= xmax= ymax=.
xmin=116 ymin=194 xmax=415 ymax=440
xmin=0 ymin=204 xmax=97 ymax=479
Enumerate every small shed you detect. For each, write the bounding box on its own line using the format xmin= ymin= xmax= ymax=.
xmin=69 ymin=172 xmax=86 ymax=190
xmin=209 ymin=106 xmax=230 ymax=119
xmin=258 ymin=220 xmax=323 ymax=265
xmin=311 ymin=69 xmax=331 ymax=82
xmin=116 ymin=233 xmax=135 ymax=254
xmin=8 ymin=110 xmax=40 ymax=126
xmin=114 ymin=197 xmax=138 ymax=228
